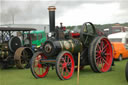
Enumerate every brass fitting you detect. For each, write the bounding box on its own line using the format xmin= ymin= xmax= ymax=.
xmin=48 ymin=6 xmax=56 ymax=11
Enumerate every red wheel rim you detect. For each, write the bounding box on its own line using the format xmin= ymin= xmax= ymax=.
xmin=58 ymin=53 xmax=74 ymax=79
xmin=33 ymin=53 xmax=49 ymax=78
xmin=96 ymin=38 xmax=112 ymax=72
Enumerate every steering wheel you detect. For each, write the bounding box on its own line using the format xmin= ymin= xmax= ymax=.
xmin=80 ymin=22 xmax=96 ymax=46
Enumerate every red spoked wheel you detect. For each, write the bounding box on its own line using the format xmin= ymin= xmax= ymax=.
xmin=56 ymin=51 xmax=75 ymax=80
xmin=89 ymin=36 xmax=113 ymax=72
xmin=30 ymin=52 xmax=49 ymax=78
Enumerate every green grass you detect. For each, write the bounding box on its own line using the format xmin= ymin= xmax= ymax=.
xmin=0 ymin=59 xmax=128 ymax=85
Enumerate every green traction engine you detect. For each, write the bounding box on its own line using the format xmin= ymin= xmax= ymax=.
xmin=30 ymin=6 xmax=113 ymax=80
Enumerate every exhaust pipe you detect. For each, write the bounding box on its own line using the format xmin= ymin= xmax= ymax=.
xmin=48 ymin=6 xmax=56 ymax=32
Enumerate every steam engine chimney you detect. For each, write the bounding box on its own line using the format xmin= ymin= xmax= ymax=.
xmin=48 ymin=6 xmax=56 ymax=32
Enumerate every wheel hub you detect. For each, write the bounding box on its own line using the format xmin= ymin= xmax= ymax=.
xmin=62 ymin=63 xmax=67 ymax=67
xmin=101 ymin=52 xmax=105 ymax=57
xmin=37 ymin=64 xmax=42 ymax=68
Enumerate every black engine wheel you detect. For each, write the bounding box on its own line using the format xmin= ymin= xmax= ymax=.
xmin=125 ymin=62 xmax=128 ymax=82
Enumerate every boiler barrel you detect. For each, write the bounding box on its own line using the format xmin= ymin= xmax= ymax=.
xmin=43 ymin=39 xmax=83 ymax=57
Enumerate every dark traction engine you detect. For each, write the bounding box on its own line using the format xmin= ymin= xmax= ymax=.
xmin=0 ymin=28 xmax=35 ymax=69
xmin=30 ymin=6 xmax=113 ymax=80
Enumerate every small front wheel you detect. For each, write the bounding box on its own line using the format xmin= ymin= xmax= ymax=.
xmin=56 ymin=51 xmax=75 ymax=80
xmin=30 ymin=52 xmax=49 ymax=79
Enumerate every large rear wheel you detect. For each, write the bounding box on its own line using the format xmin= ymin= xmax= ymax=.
xmin=56 ymin=51 xmax=75 ymax=80
xmin=30 ymin=52 xmax=49 ymax=78
xmin=89 ymin=36 xmax=113 ymax=72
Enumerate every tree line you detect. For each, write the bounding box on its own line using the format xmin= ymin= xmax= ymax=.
xmin=66 ymin=22 xmax=128 ymax=31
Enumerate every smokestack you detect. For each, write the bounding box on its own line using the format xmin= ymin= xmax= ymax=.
xmin=48 ymin=6 xmax=56 ymax=32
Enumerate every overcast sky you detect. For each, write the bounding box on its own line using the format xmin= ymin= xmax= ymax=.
xmin=0 ymin=0 xmax=128 ymax=26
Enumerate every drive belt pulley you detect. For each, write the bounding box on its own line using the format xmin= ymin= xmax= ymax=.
xmin=14 ymin=47 xmax=33 ymax=69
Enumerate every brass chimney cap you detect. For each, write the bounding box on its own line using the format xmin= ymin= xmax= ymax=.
xmin=48 ymin=6 xmax=56 ymax=11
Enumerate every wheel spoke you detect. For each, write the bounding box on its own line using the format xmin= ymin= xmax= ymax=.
xmin=96 ymin=49 xmax=100 ymax=55
xmin=37 ymin=55 xmax=41 ymax=60
xmin=96 ymin=51 xmax=99 ymax=53
xmin=101 ymin=57 xmax=109 ymax=65
xmin=100 ymin=58 xmax=104 ymax=70
xmin=35 ymin=67 xmax=40 ymax=74
xmin=97 ymin=44 xmax=102 ymax=52
xmin=68 ymin=61 xmax=72 ymax=65
xmin=96 ymin=58 xmax=100 ymax=67
xmin=66 ymin=68 xmax=69 ymax=74
xmin=102 ymin=48 xmax=107 ymax=53
xmin=64 ymin=55 xmax=67 ymax=60
xmin=34 ymin=59 xmax=39 ymax=67
xmin=34 ymin=64 xmax=38 ymax=67
xmin=61 ymin=67 xmax=64 ymax=76
xmin=67 ymin=56 xmax=70 ymax=63
xmin=100 ymin=40 xmax=104 ymax=51
xmin=96 ymin=53 xmax=99 ymax=57
xmin=59 ymin=66 xmax=62 ymax=73
xmin=96 ymin=56 xmax=101 ymax=60
xmin=63 ymin=55 xmax=66 ymax=63
xmin=39 ymin=68 xmax=41 ymax=74
xmin=61 ymin=58 xmax=65 ymax=62
xmin=102 ymin=44 xmax=108 ymax=51
xmin=59 ymin=62 xmax=63 ymax=66
xmin=103 ymin=56 xmax=107 ymax=60
xmin=65 ymin=68 xmax=67 ymax=76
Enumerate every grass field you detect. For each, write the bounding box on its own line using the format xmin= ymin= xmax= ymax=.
xmin=0 ymin=59 xmax=128 ymax=85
